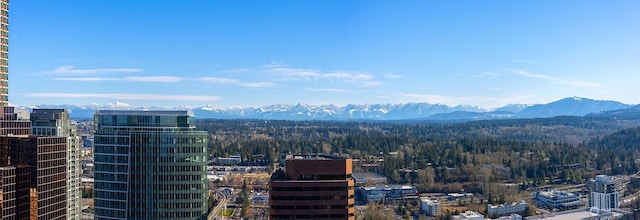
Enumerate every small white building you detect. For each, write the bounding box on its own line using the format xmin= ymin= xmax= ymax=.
xmin=448 ymin=192 xmax=474 ymax=201
xmin=420 ymin=197 xmax=440 ymax=217
xmin=495 ymin=214 xmax=522 ymax=220
xmin=488 ymin=200 xmax=527 ymax=217
xmin=358 ymin=184 xmax=419 ymax=203
xmin=532 ymin=190 xmax=584 ymax=210
xmin=453 ymin=211 xmax=484 ymax=220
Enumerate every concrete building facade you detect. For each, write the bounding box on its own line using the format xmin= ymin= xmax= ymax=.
xmin=31 ymin=109 xmax=82 ymax=220
xmin=487 ymin=200 xmax=527 ymax=217
xmin=357 ymin=184 xmax=419 ymax=203
xmin=589 ymin=175 xmax=619 ymax=210
xmin=0 ymin=0 xmax=7 ymax=105
xmin=419 ymin=197 xmax=440 ymax=217
xmin=532 ymin=190 xmax=585 ymax=210
xmin=452 ymin=211 xmax=484 ymax=220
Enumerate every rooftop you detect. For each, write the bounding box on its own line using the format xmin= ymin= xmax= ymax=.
xmin=537 ymin=190 xmax=578 ymax=199
xmin=284 ymin=153 xmax=348 ymax=161
xmin=95 ymin=110 xmax=194 ymax=116
xmin=489 ymin=200 xmax=526 ymax=208
xmin=458 ymin=211 xmax=484 ymax=218
xmin=526 ymin=208 xmax=623 ymax=220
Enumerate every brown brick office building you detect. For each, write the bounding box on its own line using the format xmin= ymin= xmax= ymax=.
xmin=1 ymin=135 xmax=67 ymax=220
xmin=269 ymin=154 xmax=355 ymax=220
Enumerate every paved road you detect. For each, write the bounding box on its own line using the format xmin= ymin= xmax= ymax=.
xmin=209 ymin=190 xmax=228 ymax=220
xmin=620 ymin=190 xmax=640 ymax=207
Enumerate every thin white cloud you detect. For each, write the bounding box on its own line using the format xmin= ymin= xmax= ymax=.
xmin=52 ymin=76 xmax=184 ymax=82
xmin=566 ymin=80 xmax=601 ymax=88
xmin=42 ymin=66 xmax=143 ymax=74
xmin=384 ymin=74 xmax=403 ymax=79
xmin=508 ymin=69 xmax=601 ymax=88
xmin=53 ymin=77 xmax=120 ymax=81
xmin=508 ymin=69 xmax=555 ymax=80
xmin=263 ymin=64 xmax=320 ymax=79
xmin=124 ymin=76 xmax=184 ymax=83
xmin=26 ymin=93 xmax=220 ymax=101
xmin=322 ymin=72 xmax=373 ymax=81
xmin=262 ymin=63 xmax=384 ymax=87
xmin=219 ymin=68 xmax=252 ymax=73
xmin=360 ymin=81 xmax=383 ymax=87
xmin=305 ymin=88 xmax=349 ymax=93
xmin=239 ymin=82 xmax=277 ymax=88
xmin=198 ymin=77 xmax=276 ymax=88
xmin=198 ymin=77 xmax=240 ymax=84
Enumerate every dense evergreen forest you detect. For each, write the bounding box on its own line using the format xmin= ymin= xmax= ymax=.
xmin=198 ymin=117 xmax=640 ymax=194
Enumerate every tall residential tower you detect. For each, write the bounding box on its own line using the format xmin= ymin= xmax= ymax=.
xmin=589 ymin=175 xmax=620 ymax=210
xmin=31 ymin=109 xmax=82 ymax=220
xmin=0 ymin=0 xmax=8 ymax=105
xmin=93 ymin=110 xmax=209 ymax=220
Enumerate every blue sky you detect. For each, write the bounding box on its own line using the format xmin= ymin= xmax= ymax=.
xmin=9 ymin=1 xmax=640 ymax=109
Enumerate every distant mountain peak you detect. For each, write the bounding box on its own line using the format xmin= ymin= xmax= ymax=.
xmin=16 ymin=97 xmax=634 ymax=121
xmin=571 ymin=96 xmax=584 ymax=101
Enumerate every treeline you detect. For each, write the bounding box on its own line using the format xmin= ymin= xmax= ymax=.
xmin=197 ymin=117 xmax=640 ymax=194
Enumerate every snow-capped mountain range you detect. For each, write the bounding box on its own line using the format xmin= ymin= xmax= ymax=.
xmin=14 ymin=97 xmax=636 ymax=121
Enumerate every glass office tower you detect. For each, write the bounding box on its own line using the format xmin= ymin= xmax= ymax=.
xmin=93 ymin=110 xmax=208 ymax=220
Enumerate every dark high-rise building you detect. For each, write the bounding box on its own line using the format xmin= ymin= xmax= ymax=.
xmin=0 ymin=166 xmax=16 ymax=220
xmin=269 ymin=154 xmax=355 ymax=220
xmin=93 ymin=110 xmax=209 ymax=220
xmin=0 ymin=106 xmax=31 ymax=136
xmin=0 ymin=135 xmax=67 ymax=220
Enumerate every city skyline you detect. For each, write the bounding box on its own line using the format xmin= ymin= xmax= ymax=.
xmin=9 ymin=1 xmax=640 ymax=109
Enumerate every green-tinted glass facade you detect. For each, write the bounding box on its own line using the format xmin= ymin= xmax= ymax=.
xmin=93 ymin=110 xmax=208 ymax=220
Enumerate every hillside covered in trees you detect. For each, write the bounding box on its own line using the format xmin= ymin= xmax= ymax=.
xmin=199 ymin=116 xmax=640 ymax=194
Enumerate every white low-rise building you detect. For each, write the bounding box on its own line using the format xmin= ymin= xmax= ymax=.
xmin=488 ymin=200 xmax=527 ymax=217
xmin=448 ymin=192 xmax=474 ymax=201
xmin=532 ymin=190 xmax=585 ymax=210
xmin=420 ymin=197 xmax=440 ymax=217
xmin=453 ymin=211 xmax=485 ymax=220
xmin=495 ymin=214 xmax=522 ymax=220
xmin=358 ymin=184 xmax=419 ymax=203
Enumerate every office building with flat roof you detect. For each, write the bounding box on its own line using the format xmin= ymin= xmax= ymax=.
xmin=0 ymin=166 xmax=16 ymax=220
xmin=589 ymin=175 xmax=619 ymax=210
xmin=357 ymin=184 xmax=419 ymax=203
xmin=1 ymin=135 xmax=68 ymax=220
xmin=420 ymin=197 xmax=440 ymax=217
xmin=269 ymin=154 xmax=355 ymax=220
xmin=532 ymin=190 xmax=585 ymax=210
xmin=487 ymin=200 xmax=527 ymax=217
xmin=31 ymin=109 xmax=82 ymax=220
xmin=452 ymin=211 xmax=484 ymax=220
xmin=93 ymin=110 xmax=208 ymax=220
